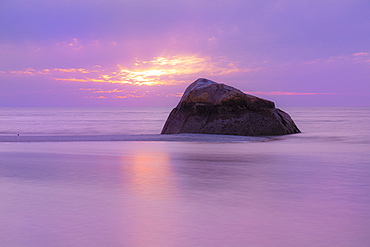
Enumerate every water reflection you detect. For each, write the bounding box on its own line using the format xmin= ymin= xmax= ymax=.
xmin=125 ymin=148 xmax=174 ymax=198
xmin=1 ymin=139 xmax=369 ymax=247
xmin=122 ymin=145 xmax=179 ymax=247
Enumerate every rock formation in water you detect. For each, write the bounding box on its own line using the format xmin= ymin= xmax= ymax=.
xmin=161 ymin=78 xmax=300 ymax=136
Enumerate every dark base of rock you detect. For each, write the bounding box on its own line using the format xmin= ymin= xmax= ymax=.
xmin=161 ymin=78 xmax=300 ymax=136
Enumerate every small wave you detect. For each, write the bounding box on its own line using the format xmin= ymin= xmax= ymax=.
xmin=0 ymin=133 xmax=270 ymax=143
xmin=283 ymin=132 xmax=370 ymax=145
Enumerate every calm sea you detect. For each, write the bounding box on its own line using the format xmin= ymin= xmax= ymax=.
xmin=0 ymin=107 xmax=170 ymax=136
xmin=0 ymin=107 xmax=370 ymax=247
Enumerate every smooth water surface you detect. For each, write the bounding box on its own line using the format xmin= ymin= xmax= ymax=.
xmin=0 ymin=107 xmax=369 ymax=247
xmin=0 ymin=107 xmax=169 ymax=136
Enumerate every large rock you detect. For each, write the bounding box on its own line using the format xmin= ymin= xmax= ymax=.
xmin=161 ymin=78 xmax=300 ymax=136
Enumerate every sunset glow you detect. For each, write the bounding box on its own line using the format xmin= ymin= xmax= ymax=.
xmin=244 ymin=91 xmax=337 ymax=96
xmin=0 ymin=0 xmax=369 ymax=107
xmin=125 ymin=148 xmax=174 ymax=198
xmin=3 ymin=55 xmax=247 ymax=87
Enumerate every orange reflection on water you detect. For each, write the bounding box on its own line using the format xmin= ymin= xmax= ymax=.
xmin=126 ymin=148 xmax=174 ymax=198
xmin=122 ymin=145 xmax=179 ymax=247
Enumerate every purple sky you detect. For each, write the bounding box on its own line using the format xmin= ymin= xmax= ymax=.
xmin=0 ymin=0 xmax=369 ymax=107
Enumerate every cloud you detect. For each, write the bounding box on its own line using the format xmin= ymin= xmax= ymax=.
xmin=91 ymin=89 xmax=126 ymax=94
xmin=244 ymin=91 xmax=334 ymax=96
xmin=353 ymin=52 xmax=369 ymax=56
xmin=79 ymin=87 xmax=183 ymax=100
xmin=1 ymin=0 xmax=369 ymax=106
xmin=2 ymin=0 xmax=369 ymax=61
xmin=2 ymin=54 xmax=251 ymax=86
xmin=84 ymin=96 xmax=106 ymax=99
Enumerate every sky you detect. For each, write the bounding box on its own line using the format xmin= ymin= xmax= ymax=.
xmin=0 ymin=0 xmax=369 ymax=107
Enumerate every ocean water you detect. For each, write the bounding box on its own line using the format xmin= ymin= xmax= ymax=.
xmin=0 ymin=107 xmax=170 ymax=136
xmin=0 ymin=107 xmax=370 ymax=247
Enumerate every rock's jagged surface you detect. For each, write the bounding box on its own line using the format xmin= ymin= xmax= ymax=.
xmin=161 ymin=78 xmax=300 ymax=136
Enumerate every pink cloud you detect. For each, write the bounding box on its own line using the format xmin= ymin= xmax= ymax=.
xmin=244 ymin=91 xmax=337 ymax=96
xmin=84 ymin=96 xmax=106 ymax=99
xmin=2 ymin=54 xmax=251 ymax=86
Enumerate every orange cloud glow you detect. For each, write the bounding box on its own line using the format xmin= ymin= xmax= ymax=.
xmin=3 ymin=55 xmax=252 ymax=86
xmin=9 ymin=68 xmax=36 ymax=75
xmin=112 ymin=55 xmax=252 ymax=86
xmin=93 ymin=89 xmax=126 ymax=93
xmin=84 ymin=96 xmax=107 ymax=99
